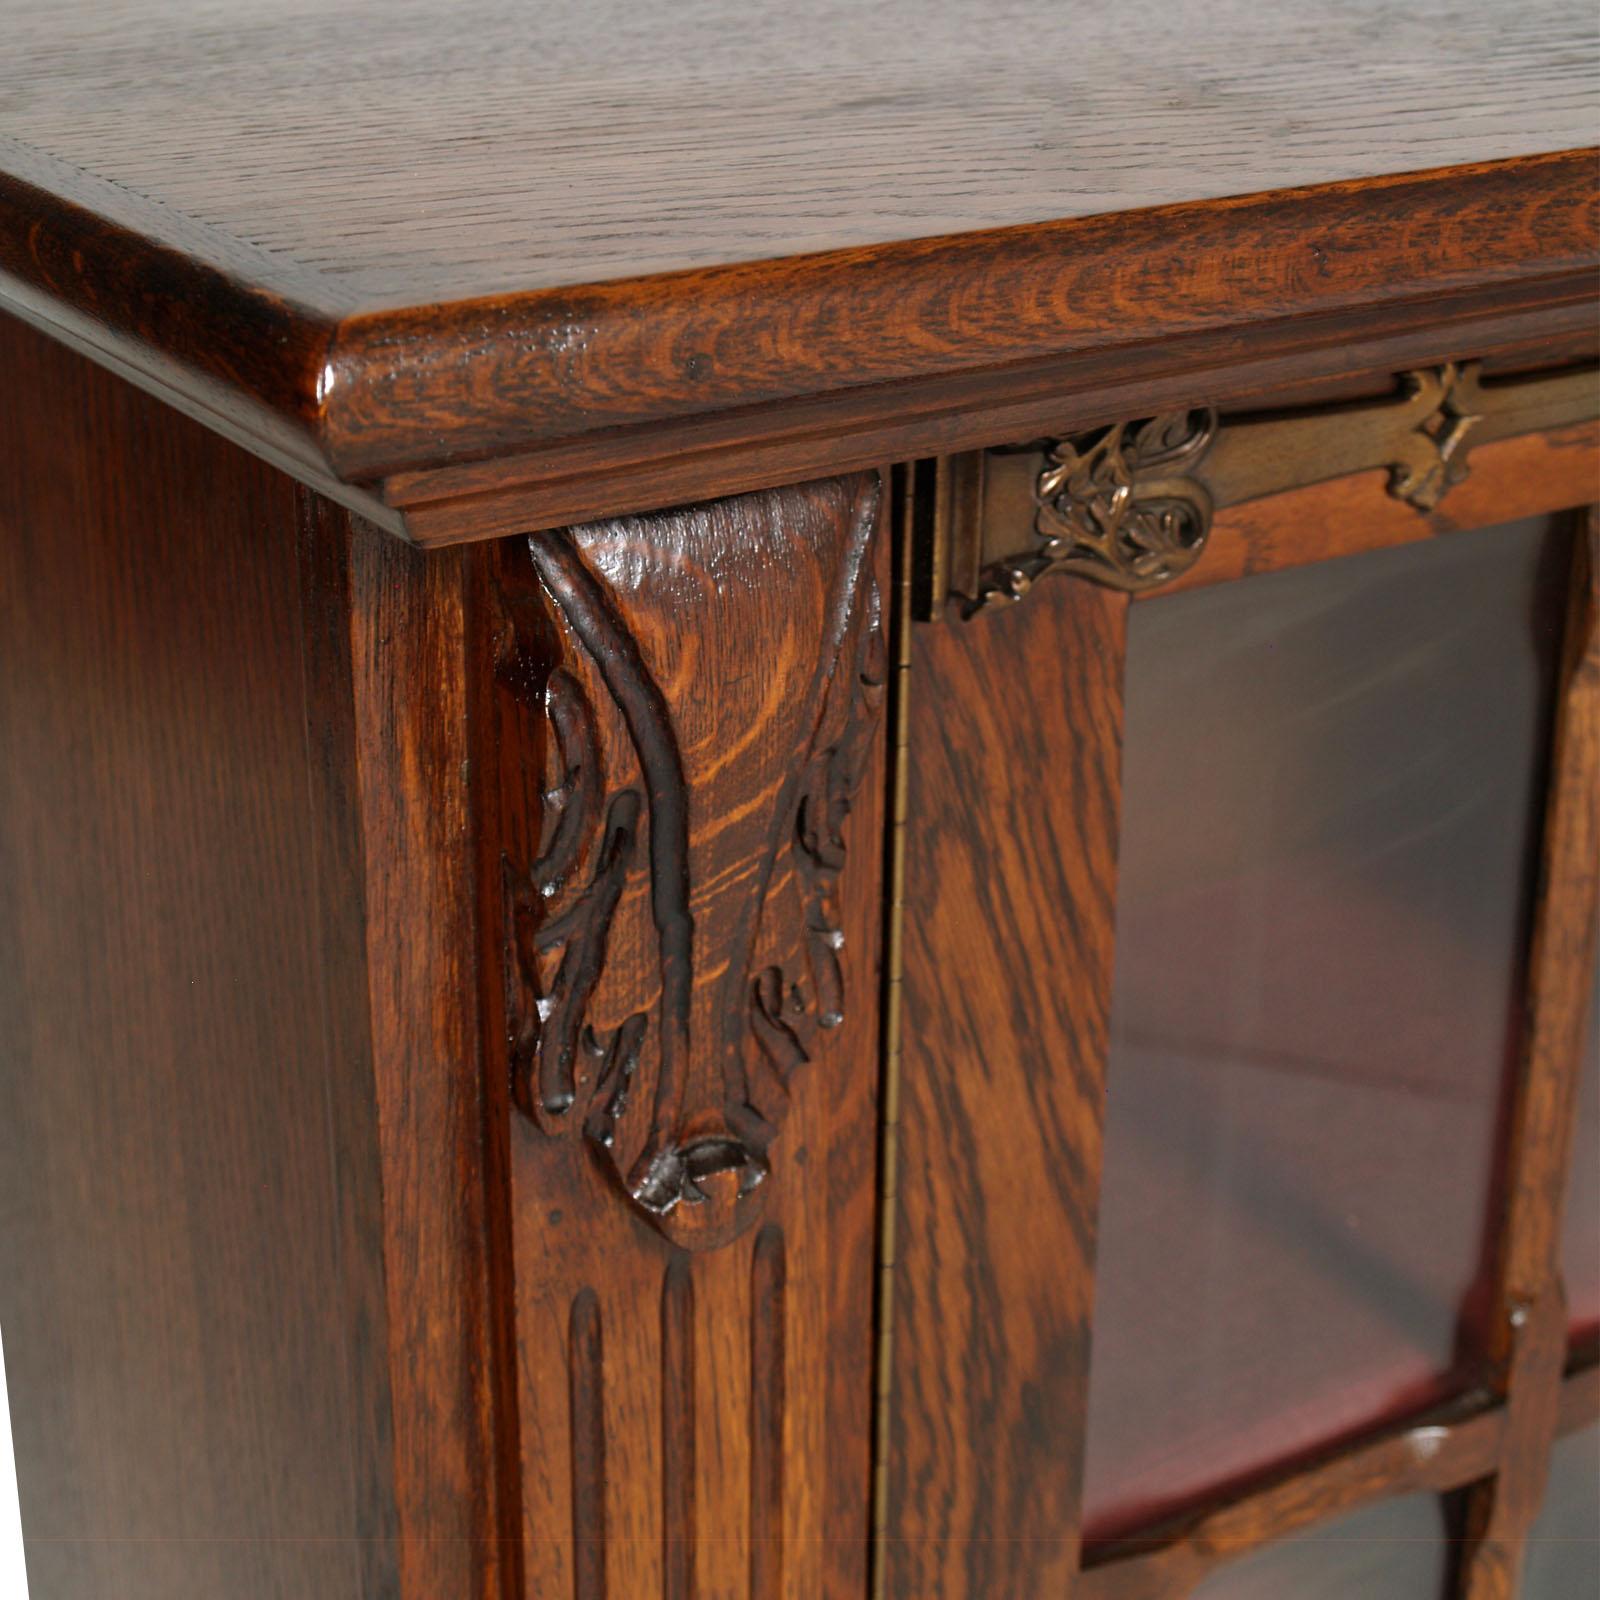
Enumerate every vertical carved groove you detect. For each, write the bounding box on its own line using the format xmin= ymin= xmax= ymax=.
xmin=749 ymin=1224 xmax=788 ymax=1599
xmin=569 ymin=1288 xmax=607 ymax=1600
xmin=661 ymin=1257 xmax=696 ymax=1600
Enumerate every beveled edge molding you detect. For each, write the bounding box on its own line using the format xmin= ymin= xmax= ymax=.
xmin=494 ymin=476 xmax=886 ymax=1251
xmin=911 ymin=358 xmax=1599 ymax=618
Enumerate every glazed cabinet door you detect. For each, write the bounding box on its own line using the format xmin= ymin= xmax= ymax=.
xmin=883 ymin=363 xmax=1600 ymax=1600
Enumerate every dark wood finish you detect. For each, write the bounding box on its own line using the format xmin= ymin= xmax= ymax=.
xmin=0 ymin=310 xmax=400 ymax=1595
xmin=1457 ymin=511 xmax=1600 ymax=1599
xmin=345 ymin=523 xmax=519 ymax=1599
xmin=4 ymin=12 xmax=1599 ymax=1596
xmin=0 ymin=316 xmax=893 ymax=1597
xmin=888 ymin=576 xmax=1127 ymax=1594
xmin=381 ymin=297 xmax=1598 ymax=547
xmin=0 ymin=57 xmax=1594 ymax=536
xmin=483 ymin=476 xmax=889 ymax=1596
xmin=322 ymin=156 xmax=1600 ymax=490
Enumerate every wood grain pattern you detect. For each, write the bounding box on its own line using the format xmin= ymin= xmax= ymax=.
xmin=347 ymin=519 xmax=519 ymax=1600
xmin=887 ymin=576 xmax=1127 ymax=1596
xmin=661 ymin=1260 xmax=697 ymax=1600
xmin=1457 ymin=512 xmax=1600 ymax=1599
xmin=5 ymin=0 xmax=1592 ymax=300
xmin=0 ymin=311 xmax=402 ymax=1595
xmin=748 ymin=1225 xmax=787 ymax=1600
xmin=488 ymin=477 xmax=889 ymax=1596
xmin=492 ymin=478 xmax=884 ymax=1251
xmin=571 ymin=1289 xmax=608 ymax=1600
xmin=0 ymin=65 xmax=1594 ymax=535
xmin=380 ymin=293 xmax=1598 ymax=548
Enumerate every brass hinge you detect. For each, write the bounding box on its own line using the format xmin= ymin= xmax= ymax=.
xmin=911 ymin=361 xmax=1599 ymax=620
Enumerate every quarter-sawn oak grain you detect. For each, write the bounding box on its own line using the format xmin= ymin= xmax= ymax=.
xmin=889 ymin=577 xmax=1127 ymax=1597
xmin=0 ymin=0 xmax=1594 ymax=535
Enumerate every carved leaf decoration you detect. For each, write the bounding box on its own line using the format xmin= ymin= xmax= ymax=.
xmin=496 ymin=477 xmax=885 ymax=1251
xmin=498 ymin=591 xmax=651 ymax=1133
xmin=751 ymin=570 xmax=886 ymax=1085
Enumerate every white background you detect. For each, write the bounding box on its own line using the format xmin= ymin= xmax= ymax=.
xmin=0 ymin=1330 xmax=26 ymax=1599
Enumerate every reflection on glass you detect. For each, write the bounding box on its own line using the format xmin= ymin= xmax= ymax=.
xmin=1084 ymin=516 xmax=1569 ymax=1539
xmin=1562 ymin=957 xmax=1599 ymax=1339
xmin=1188 ymin=1493 xmax=1449 ymax=1599
xmin=1524 ymin=1425 xmax=1600 ymax=1598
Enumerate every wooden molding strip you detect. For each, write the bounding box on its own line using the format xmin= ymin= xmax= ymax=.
xmin=1079 ymin=1359 xmax=1600 ymax=1600
xmin=1 ymin=142 xmax=1594 ymax=545
xmin=869 ymin=468 xmax=916 ymax=1600
xmin=1456 ymin=511 xmax=1600 ymax=1599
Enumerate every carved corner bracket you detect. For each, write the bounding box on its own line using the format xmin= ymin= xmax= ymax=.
xmin=492 ymin=476 xmax=885 ymax=1251
xmin=909 ymin=358 xmax=1597 ymax=619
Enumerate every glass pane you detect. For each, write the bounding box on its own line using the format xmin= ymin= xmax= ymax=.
xmin=1525 ymin=1425 xmax=1600 ymax=1599
xmin=1563 ymin=955 xmax=1599 ymax=1340
xmin=1084 ymin=516 xmax=1569 ymax=1539
xmin=1189 ymin=1492 xmax=1449 ymax=1599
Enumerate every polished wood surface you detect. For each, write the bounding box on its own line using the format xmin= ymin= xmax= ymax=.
xmin=1458 ymin=513 xmax=1600 ymax=1598
xmin=484 ymin=477 xmax=888 ymax=1595
xmin=888 ymin=575 xmax=1127 ymax=1594
xmin=0 ymin=0 xmax=1595 ymax=537
xmin=9 ymin=0 xmax=1593 ymax=299
xmin=0 ymin=311 xmax=400 ymax=1595
xmin=3 ymin=10 xmax=1598 ymax=1591
xmin=345 ymin=524 xmax=520 ymax=1599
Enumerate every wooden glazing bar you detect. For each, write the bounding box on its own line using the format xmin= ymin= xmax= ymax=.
xmin=1456 ymin=509 xmax=1600 ymax=1599
xmin=1079 ymin=1360 xmax=1600 ymax=1600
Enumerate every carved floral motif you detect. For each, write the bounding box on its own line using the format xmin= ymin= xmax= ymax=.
xmin=495 ymin=480 xmax=884 ymax=1250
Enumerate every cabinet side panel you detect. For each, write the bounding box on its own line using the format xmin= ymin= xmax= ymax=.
xmin=0 ymin=314 xmax=398 ymax=1596
xmin=888 ymin=582 xmax=1127 ymax=1596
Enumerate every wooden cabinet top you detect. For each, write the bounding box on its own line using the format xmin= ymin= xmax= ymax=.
xmin=3 ymin=0 xmax=1596 ymax=541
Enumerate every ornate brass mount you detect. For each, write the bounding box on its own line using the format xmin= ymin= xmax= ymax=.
xmin=911 ymin=361 xmax=1597 ymax=618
